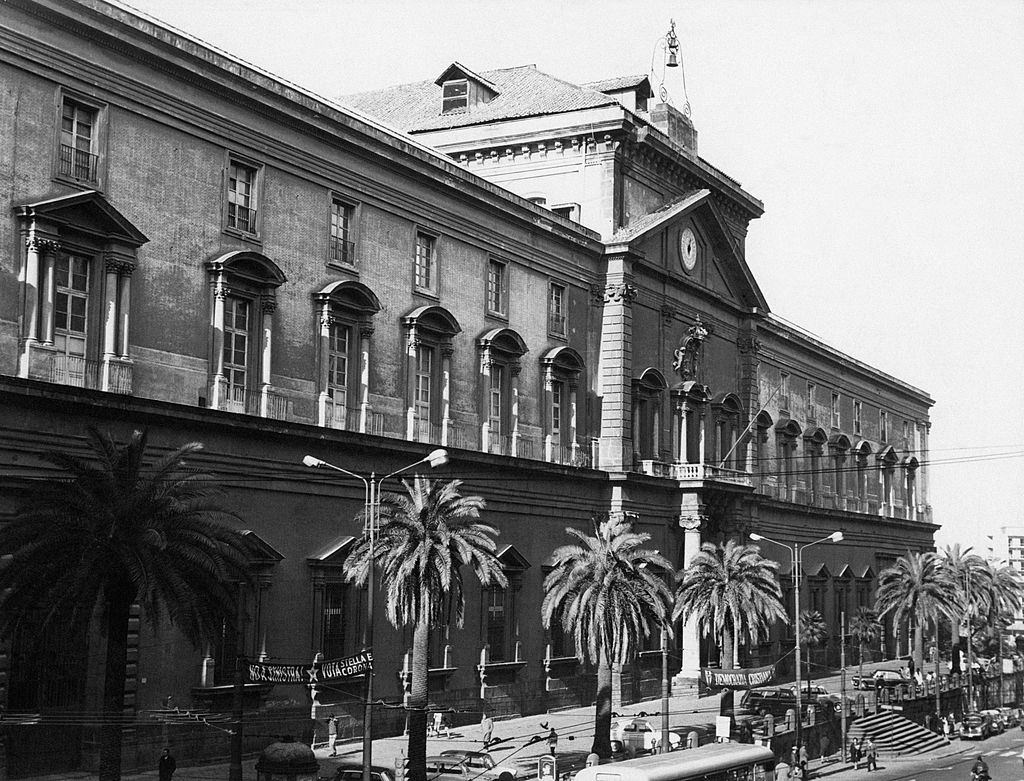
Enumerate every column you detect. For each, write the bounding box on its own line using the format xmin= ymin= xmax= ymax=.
xmin=510 ymin=365 xmax=521 ymax=456
xmin=652 ymin=397 xmax=661 ymax=457
xmin=18 ymin=237 xmax=45 ymax=376
xmin=597 ymin=276 xmax=637 ymax=471
xmin=678 ymin=403 xmax=689 ymax=462
xmin=117 ymin=266 xmax=132 ymax=359
xmin=40 ymin=248 xmax=57 ymax=346
xmin=405 ymin=330 xmax=417 ymax=439
xmin=102 ymin=258 xmax=119 ymax=361
xmin=697 ymin=409 xmax=707 ymax=465
xmin=675 ymin=512 xmax=704 ymax=681
xmin=543 ymin=367 xmax=555 ymax=461
xmin=441 ymin=345 xmax=452 ymax=445
xmin=920 ymin=423 xmax=930 ymax=514
xmin=317 ymin=303 xmax=332 ymax=426
xmin=209 ymin=276 xmax=227 ymax=409
xmin=569 ymin=381 xmax=579 ymax=461
xmin=358 ymin=325 xmax=373 ymax=433
xmin=258 ymin=298 xmax=275 ymax=417
xmin=479 ymin=351 xmax=492 ymax=452
xmin=727 ymin=422 xmax=737 ymax=470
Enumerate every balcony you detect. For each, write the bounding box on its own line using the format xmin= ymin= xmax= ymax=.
xmin=324 ymin=401 xmax=383 ymax=435
xmin=329 ymin=237 xmax=356 ymax=267
xmin=47 ymin=354 xmax=131 ymax=394
xmin=218 ymin=385 xmax=288 ymax=419
xmin=671 ymin=462 xmax=753 ymax=487
xmin=58 ymin=144 xmax=98 ymax=182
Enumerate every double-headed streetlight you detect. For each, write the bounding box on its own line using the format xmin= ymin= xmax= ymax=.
xmin=303 ymin=448 xmax=449 ymax=781
xmin=749 ymin=530 xmax=843 ymax=751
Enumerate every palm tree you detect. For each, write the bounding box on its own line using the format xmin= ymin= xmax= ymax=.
xmin=939 ymin=544 xmax=986 ymax=673
xmin=799 ymin=609 xmax=828 ymax=696
xmin=675 ymin=539 xmax=788 ymax=671
xmin=849 ymin=606 xmax=882 ymax=686
xmin=977 ymin=560 xmax=1024 ymax=628
xmin=542 ymin=516 xmax=672 ymax=757
xmin=0 ymin=428 xmax=253 ymax=781
xmin=875 ymin=551 xmax=956 ymax=675
xmin=344 ymin=478 xmax=505 ymax=781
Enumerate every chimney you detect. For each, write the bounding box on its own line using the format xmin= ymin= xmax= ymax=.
xmin=650 ymin=102 xmax=697 ymax=158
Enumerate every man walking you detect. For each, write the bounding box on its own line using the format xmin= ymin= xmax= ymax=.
xmin=863 ymin=738 xmax=877 ymax=772
xmin=328 ymin=715 xmax=339 ymax=756
xmin=158 ymin=748 xmax=176 ymax=781
xmin=481 ymin=712 xmax=494 ymax=747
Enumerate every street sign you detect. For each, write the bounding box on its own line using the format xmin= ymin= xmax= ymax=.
xmin=538 ymin=754 xmax=557 ymax=781
xmin=715 ymin=716 xmax=732 ymax=741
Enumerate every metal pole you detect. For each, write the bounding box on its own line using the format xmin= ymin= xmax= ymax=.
xmin=966 ymin=570 xmax=973 ymax=712
xmin=229 ymin=585 xmax=245 ymax=781
xmin=793 ymin=544 xmax=802 ymax=752
xmin=934 ymin=618 xmax=941 ymax=726
xmin=661 ymin=625 xmax=670 ymax=753
xmin=840 ymin=611 xmax=847 ymax=762
xmin=362 ymin=476 xmax=376 ymax=781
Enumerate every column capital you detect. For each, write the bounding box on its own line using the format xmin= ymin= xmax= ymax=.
xmin=359 ymin=324 xmax=375 ymax=339
xmin=440 ymin=344 xmax=454 ymax=359
xmin=27 ymin=237 xmax=61 ymax=253
xmin=676 ymin=513 xmax=707 ymax=531
xmin=260 ymin=296 xmax=277 ymax=314
xmin=603 ymin=283 xmax=638 ymax=304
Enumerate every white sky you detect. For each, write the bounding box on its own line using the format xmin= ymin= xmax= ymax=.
xmin=121 ymin=0 xmax=1024 ymax=553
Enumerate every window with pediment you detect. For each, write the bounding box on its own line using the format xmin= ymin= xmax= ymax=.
xmin=482 ymin=546 xmax=529 ymax=665
xmin=633 ymin=369 xmax=667 ymax=461
xmin=541 ymin=347 xmax=586 ymax=465
xmin=402 ymin=306 xmax=461 ymax=445
xmin=803 ymin=427 xmax=828 ymax=503
xmin=314 ymin=281 xmax=381 ymax=432
xmin=477 ymin=328 xmax=527 ymax=456
xmin=307 ymin=535 xmax=367 ymax=663
xmin=775 ymin=419 xmax=801 ymax=493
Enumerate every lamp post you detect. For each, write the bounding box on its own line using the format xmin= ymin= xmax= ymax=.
xmin=749 ymin=530 xmax=843 ymax=752
xmin=303 ymin=448 xmax=449 ymax=781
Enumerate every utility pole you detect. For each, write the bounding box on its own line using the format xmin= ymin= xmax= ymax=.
xmin=966 ymin=569 xmax=974 ymax=712
xmin=661 ymin=625 xmax=670 ymax=753
xmin=229 ymin=585 xmax=245 ymax=781
xmin=840 ymin=611 xmax=847 ymax=762
xmin=934 ymin=619 xmax=941 ymax=726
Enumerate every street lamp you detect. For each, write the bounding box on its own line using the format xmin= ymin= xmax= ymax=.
xmin=303 ymin=448 xmax=449 ymax=781
xmin=749 ymin=530 xmax=843 ymax=751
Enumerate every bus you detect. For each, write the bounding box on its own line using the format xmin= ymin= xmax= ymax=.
xmin=572 ymin=743 xmax=776 ymax=781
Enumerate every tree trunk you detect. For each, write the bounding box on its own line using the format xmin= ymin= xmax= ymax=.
xmin=406 ymin=609 xmax=430 ymax=781
xmin=912 ymin=620 xmax=924 ymax=676
xmin=592 ymin=648 xmax=613 ymax=757
xmin=950 ymin=615 xmax=962 ymax=675
xmin=99 ymin=589 xmax=131 ymax=781
xmin=722 ymin=624 xmax=734 ymax=671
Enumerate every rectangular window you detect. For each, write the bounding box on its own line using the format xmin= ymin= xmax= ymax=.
xmin=59 ymin=98 xmax=98 ymax=182
xmin=879 ymin=410 xmax=888 ymax=442
xmin=831 ymin=392 xmax=841 ymax=428
xmin=779 ymin=372 xmax=790 ymax=410
xmin=322 ymin=583 xmax=364 ymax=660
xmin=486 ymin=259 xmax=507 ymax=316
xmin=549 ymin=282 xmax=567 ymax=336
xmin=442 ymin=79 xmax=469 ymax=113
xmin=329 ymin=199 xmax=355 ymax=266
xmin=223 ymin=295 xmax=251 ymax=405
xmin=54 ymin=254 xmax=89 ymax=357
xmin=414 ymin=232 xmax=436 ymax=293
xmin=328 ymin=322 xmax=351 ymax=408
xmin=807 ymin=382 xmax=816 ymax=421
xmin=854 ymin=400 xmax=862 ymax=434
xmin=414 ymin=344 xmax=433 ymax=424
xmin=227 ymin=160 xmax=259 ymax=234
xmin=902 ymin=420 xmax=909 ymax=445
xmin=551 ymin=382 xmax=563 ymax=446
xmin=489 ymin=364 xmax=504 ymax=439
xmin=486 ymin=587 xmax=513 ymax=662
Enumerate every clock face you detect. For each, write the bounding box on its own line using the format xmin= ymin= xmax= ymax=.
xmin=680 ymin=227 xmax=698 ymax=273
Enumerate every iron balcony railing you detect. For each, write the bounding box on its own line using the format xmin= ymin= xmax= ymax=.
xmin=59 ymin=144 xmax=98 ymax=181
xmin=228 ymin=204 xmax=257 ymax=233
xmin=671 ymin=462 xmax=753 ymax=486
xmin=324 ymin=400 xmax=384 ymax=435
xmin=219 ymin=385 xmax=288 ymax=419
xmin=329 ymin=238 xmax=356 ymax=266
xmin=48 ymin=355 xmax=131 ymax=394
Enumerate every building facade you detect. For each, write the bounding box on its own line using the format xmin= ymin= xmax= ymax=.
xmin=0 ymin=2 xmax=936 ymax=775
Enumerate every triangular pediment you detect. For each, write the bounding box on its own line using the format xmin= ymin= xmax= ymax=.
xmin=307 ymin=534 xmax=356 ymax=567
xmin=606 ymin=192 xmax=768 ymax=312
xmin=496 ymin=544 xmax=530 ymax=571
xmin=836 ymin=565 xmax=855 ymax=579
xmin=17 ymin=191 xmax=148 ymax=247
xmin=807 ymin=563 xmax=831 ymax=578
xmin=240 ymin=530 xmax=284 ymax=565
xmin=434 ymin=62 xmax=498 ymax=94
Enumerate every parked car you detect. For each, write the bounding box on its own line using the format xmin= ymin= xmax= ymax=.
xmin=998 ymin=707 xmax=1019 ymax=728
xmin=960 ymin=712 xmax=993 ymax=740
xmin=739 ymin=686 xmax=830 ymax=719
xmin=801 ymin=684 xmax=843 ymax=711
xmin=332 ymin=763 xmax=396 ymax=781
xmin=439 ymin=751 xmax=518 ymax=779
xmin=425 ymin=755 xmax=516 ymax=781
xmin=609 ymin=718 xmax=682 ymax=753
xmin=980 ymin=709 xmax=1005 ymax=734
xmin=852 ymin=669 xmax=911 ymax=692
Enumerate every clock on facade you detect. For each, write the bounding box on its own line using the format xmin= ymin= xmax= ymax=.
xmin=679 ymin=227 xmax=697 ymax=273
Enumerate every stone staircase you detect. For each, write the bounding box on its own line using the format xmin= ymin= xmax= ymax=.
xmin=847 ymin=711 xmax=949 ymax=757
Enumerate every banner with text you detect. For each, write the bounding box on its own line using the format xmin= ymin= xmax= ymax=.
xmin=699 ymin=663 xmax=775 ymax=694
xmin=248 ymin=650 xmax=373 ymax=685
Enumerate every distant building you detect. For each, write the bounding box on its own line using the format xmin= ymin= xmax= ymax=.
xmin=987 ymin=526 xmax=1024 ymax=631
xmin=0 ymin=2 xmax=936 ymax=775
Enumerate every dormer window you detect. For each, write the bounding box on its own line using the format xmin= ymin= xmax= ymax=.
xmin=442 ymin=80 xmax=469 ymax=113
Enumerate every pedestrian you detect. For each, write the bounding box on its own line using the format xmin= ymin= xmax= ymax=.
xmin=799 ymin=744 xmax=809 ymax=769
xmin=481 ymin=712 xmax=494 ymax=747
xmin=790 ymin=745 xmax=799 ymax=768
xmin=158 ymin=748 xmax=176 ymax=781
xmin=908 ymin=657 xmax=916 ymax=679
xmin=863 ymin=738 xmax=877 ymax=772
xmin=849 ymin=737 xmax=860 ymax=768
xmin=328 ymin=715 xmax=338 ymax=756
xmin=547 ymin=727 xmax=558 ymax=754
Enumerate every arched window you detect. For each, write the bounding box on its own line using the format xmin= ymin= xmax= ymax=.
xmin=206 ymin=251 xmax=286 ymax=416
xmin=541 ymin=346 xmax=586 ymax=465
xmin=753 ymin=411 xmax=773 ymax=490
xmin=876 ymin=446 xmax=899 ymax=515
xmin=15 ymin=192 xmax=147 ymax=393
xmin=671 ymin=381 xmax=712 ymax=465
xmin=402 ymin=305 xmax=461 ymax=445
xmin=633 ymin=368 xmax=668 ymax=462
xmin=477 ymin=328 xmax=528 ymax=456
xmin=774 ymin=419 xmax=802 ymax=498
xmin=904 ymin=456 xmax=920 ymax=518
xmin=313 ymin=281 xmax=381 ymax=432
xmin=852 ymin=440 xmax=873 ymax=511
xmin=829 ymin=434 xmax=852 ymax=510
xmin=802 ymin=426 xmax=828 ymax=505
xmin=712 ymin=393 xmax=743 ymax=469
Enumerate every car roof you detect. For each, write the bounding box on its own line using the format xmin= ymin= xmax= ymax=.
xmin=440 ymin=751 xmax=488 ymax=758
xmin=334 ymin=764 xmax=395 ymax=774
